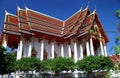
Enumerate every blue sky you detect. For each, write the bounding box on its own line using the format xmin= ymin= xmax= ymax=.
xmin=0 ymin=0 xmax=120 ymax=55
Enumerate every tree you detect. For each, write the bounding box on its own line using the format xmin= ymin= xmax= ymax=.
xmin=41 ymin=59 xmax=55 ymax=77
xmin=116 ymin=10 xmax=120 ymax=18
xmin=41 ymin=59 xmax=55 ymax=72
xmin=76 ymin=56 xmax=114 ymax=78
xmin=109 ymin=9 xmax=120 ymax=70
xmin=115 ymin=9 xmax=120 ymax=34
xmin=0 ymin=44 xmax=6 ymax=75
xmin=54 ymin=57 xmax=75 ymax=75
xmin=15 ymin=57 xmax=41 ymax=77
xmin=41 ymin=57 xmax=75 ymax=77
xmin=5 ymin=52 xmax=16 ymax=74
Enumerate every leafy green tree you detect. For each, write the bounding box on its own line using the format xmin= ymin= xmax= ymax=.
xmin=54 ymin=57 xmax=75 ymax=75
xmin=115 ymin=36 xmax=120 ymax=45
xmin=5 ymin=52 xmax=16 ymax=74
xmin=116 ymin=10 xmax=120 ymax=18
xmin=41 ymin=59 xmax=55 ymax=78
xmin=111 ymin=44 xmax=120 ymax=55
xmin=41 ymin=59 xmax=55 ymax=72
xmin=109 ymin=9 xmax=120 ymax=70
xmin=15 ymin=57 xmax=41 ymax=77
xmin=76 ymin=56 xmax=114 ymax=78
xmin=0 ymin=44 xmax=6 ymax=75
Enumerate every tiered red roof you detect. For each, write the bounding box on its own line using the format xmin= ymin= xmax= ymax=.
xmin=1 ymin=6 xmax=109 ymax=48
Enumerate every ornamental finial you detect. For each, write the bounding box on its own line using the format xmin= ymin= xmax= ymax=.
xmin=80 ymin=3 xmax=83 ymax=10
xmin=87 ymin=1 xmax=89 ymax=8
xmin=94 ymin=4 xmax=96 ymax=12
xmin=24 ymin=2 xmax=27 ymax=9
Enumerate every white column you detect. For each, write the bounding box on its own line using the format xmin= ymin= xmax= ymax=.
xmin=90 ymin=38 xmax=94 ymax=56
xmin=61 ymin=44 xmax=64 ymax=57
xmin=68 ymin=44 xmax=72 ymax=58
xmin=37 ymin=41 xmax=41 ymax=58
xmin=104 ymin=45 xmax=107 ymax=56
xmin=2 ymin=34 xmax=7 ymax=48
xmin=17 ymin=37 xmax=23 ymax=60
xmin=80 ymin=44 xmax=83 ymax=59
xmin=28 ymin=40 xmax=32 ymax=57
xmin=86 ymin=40 xmax=90 ymax=56
xmin=23 ymin=40 xmax=26 ymax=57
xmin=40 ymin=40 xmax=44 ymax=60
xmin=74 ymin=41 xmax=77 ymax=62
xmin=51 ymin=41 xmax=55 ymax=59
xmin=100 ymin=41 xmax=104 ymax=56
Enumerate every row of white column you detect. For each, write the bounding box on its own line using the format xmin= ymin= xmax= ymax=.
xmin=2 ymin=35 xmax=107 ymax=61
xmin=16 ymin=38 xmax=73 ymax=60
xmin=86 ymin=38 xmax=107 ymax=57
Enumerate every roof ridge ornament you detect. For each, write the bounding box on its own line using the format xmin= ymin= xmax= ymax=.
xmin=24 ymin=2 xmax=26 ymax=9
xmin=80 ymin=3 xmax=83 ymax=11
xmin=94 ymin=5 xmax=96 ymax=13
xmin=5 ymin=10 xmax=9 ymax=16
xmin=86 ymin=1 xmax=89 ymax=9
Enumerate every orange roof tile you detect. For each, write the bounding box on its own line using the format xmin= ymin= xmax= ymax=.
xmin=1 ymin=7 xmax=109 ymax=43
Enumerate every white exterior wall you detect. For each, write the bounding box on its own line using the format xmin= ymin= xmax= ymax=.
xmin=77 ymin=41 xmax=80 ymax=60
xmin=70 ymin=40 xmax=74 ymax=54
xmin=54 ymin=42 xmax=61 ymax=57
xmin=44 ymin=40 xmax=51 ymax=59
xmin=37 ymin=41 xmax=41 ymax=58
xmin=23 ymin=39 xmax=29 ymax=57
xmin=33 ymin=37 xmax=39 ymax=54
xmin=64 ymin=42 xmax=69 ymax=57
xmin=68 ymin=44 xmax=72 ymax=57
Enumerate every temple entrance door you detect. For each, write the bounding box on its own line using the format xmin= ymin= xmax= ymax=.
xmin=83 ymin=48 xmax=87 ymax=57
xmin=32 ymin=47 xmax=37 ymax=57
xmin=93 ymin=39 xmax=100 ymax=55
xmin=44 ymin=49 xmax=48 ymax=60
xmin=71 ymin=51 xmax=74 ymax=59
xmin=55 ymin=51 xmax=57 ymax=58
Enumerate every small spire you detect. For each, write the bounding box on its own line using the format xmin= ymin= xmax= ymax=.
xmin=24 ymin=2 xmax=26 ymax=9
xmin=86 ymin=1 xmax=89 ymax=8
xmin=16 ymin=3 xmax=18 ymax=7
xmin=79 ymin=7 xmax=82 ymax=11
xmin=5 ymin=10 xmax=9 ymax=15
xmin=25 ymin=4 xmax=29 ymax=11
xmin=94 ymin=4 xmax=96 ymax=12
xmin=79 ymin=3 xmax=83 ymax=11
xmin=17 ymin=5 xmax=20 ymax=11
xmin=81 ymin=3 xmax=83 ymax=9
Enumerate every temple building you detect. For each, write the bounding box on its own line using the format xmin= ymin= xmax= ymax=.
xmin=0 ymin=6 xmax=109 ymax=62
